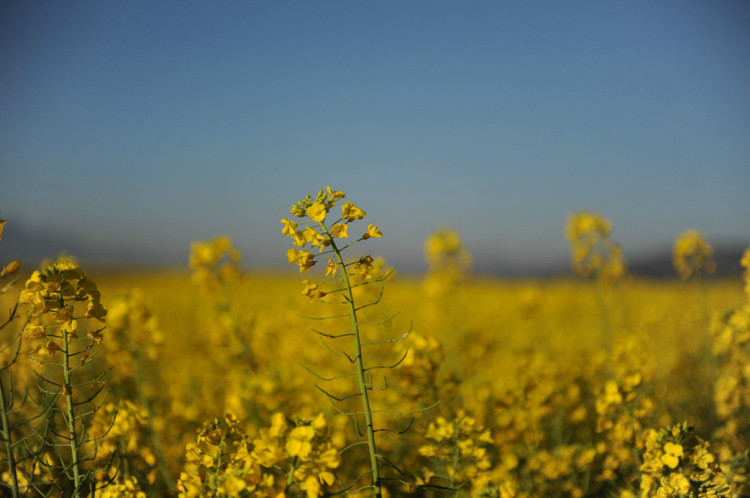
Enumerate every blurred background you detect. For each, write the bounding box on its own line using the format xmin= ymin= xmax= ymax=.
xmin=1 ymin=1 xmax=748 ymax=276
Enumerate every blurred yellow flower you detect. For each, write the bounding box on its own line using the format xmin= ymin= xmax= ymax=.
xmin=673 ymin=229 xmax=715 ymax=280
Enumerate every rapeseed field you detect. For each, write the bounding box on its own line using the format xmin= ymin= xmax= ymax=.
xmin=0 ymin=189 xmax=748 ymax=497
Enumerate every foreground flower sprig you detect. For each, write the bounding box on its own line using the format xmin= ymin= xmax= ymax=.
xmin=18 ymin=260 xmax=111 ymax=496
xmin=281 ymin=187 xmax=411 ymax=498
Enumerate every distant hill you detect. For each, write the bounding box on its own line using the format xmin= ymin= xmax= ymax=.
xmin=474 ymin=243 xmax=747 ymax=279
xmin=627 ymin=244 xmax=747 ymax=279
xmin=1 ymin=221 xmax=746 ymax=279
xmin=0 ymin=222 xmax=180 ymax=268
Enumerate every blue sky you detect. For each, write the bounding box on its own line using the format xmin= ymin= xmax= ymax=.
xmin=1 ymin=1 xmax=748 ymax=272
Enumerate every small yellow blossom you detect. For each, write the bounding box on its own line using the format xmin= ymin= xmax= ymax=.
xmin=1 ymin=260 xmax=20 ymax=276
xmin=330 ymin=223 xmax=348 ymax=239
xmin=660 ymin=442 xmax=683 ymax=469
xmin=280 ymin=218 xmax=298 ymax=237
xmin=324 ymin=259 xmax=338 ymax=277
xmin=341 ymin=201 xmax=366 ymax=221
xmin=301 ymin=280 xmax=326 ymax=302
xmin=362 ymin=223 xmax=382 ymax=240
xmin=306 ymin=202 xmax=327 ymax=223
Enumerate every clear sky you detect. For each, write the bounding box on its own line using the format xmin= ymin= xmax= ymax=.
xmin=1 ymin=1 xmax=748 ymax=273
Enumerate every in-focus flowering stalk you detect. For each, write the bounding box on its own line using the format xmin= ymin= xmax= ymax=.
xmin=282 ymin=187 xmax=397 ymax=497
xmin=18 ymin=261 xmax=109 ymax=496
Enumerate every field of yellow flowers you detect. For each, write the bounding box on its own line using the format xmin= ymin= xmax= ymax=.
xmin=1 ymin=189 xmax=748 ymax=497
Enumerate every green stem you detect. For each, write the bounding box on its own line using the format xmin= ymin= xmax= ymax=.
xmin=285 ymin=456 xmax=298 ymax=492
xmin=211 ymin=430 xmax=226 ymax=498
xmin=62 ymin=319 xmax=82 ymax=497
xmin=0 ymin=375 xmax=19 ymax=498
xmin=594 ymin=277 xmax=612 ymax=357
xmin=326 ymin=227 xmax=382 ymax=498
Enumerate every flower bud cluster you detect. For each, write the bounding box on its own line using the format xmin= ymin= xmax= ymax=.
xmin=417 ymin=410 xmax=493 ymax=486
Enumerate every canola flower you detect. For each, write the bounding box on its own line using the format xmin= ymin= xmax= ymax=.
xmin=566 ymin=211 xmax=626 ymax=285
xmin=673 ymin=229 xmax=716 ymax=280
xmin=422 ymin=227 xmax=472 ymax=298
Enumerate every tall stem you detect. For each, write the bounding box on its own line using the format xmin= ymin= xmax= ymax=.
xmin=327 ymin=230 xmax=382 ymax=498
xmin=62 ymin=322 xmax=82 ymax=496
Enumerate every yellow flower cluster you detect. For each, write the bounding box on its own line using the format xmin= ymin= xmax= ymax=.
xmin=281 ymin=187 xmax=381 ymax=274
xmin=106 ymin=289 xmax=164 ymax=376
xmin=97 ymin=476 xmax=147 ymax=498
xmin=422 ymin=227 xmax=472 ymax=298
xmin=19 ymin=260 xmax=107 ymax=355
xmin=566 ymin=211 xmax=626 ymax=284
xmin=709 ymin=246 xmax=750 ymax=494
xmin=673 ymin=229 xmax=716 ymax=280
xmin=639 ymin=423 xmax=730 ymax=497
xmin=178 ymin=412 xmax=339 ymax=497
xmin=90 ymin=401 xmax=158 ymax=486
xmin=418 ymin=410 xmax=493 ymax=489
xmin=189 ymin=235 xmax=243 ymax=292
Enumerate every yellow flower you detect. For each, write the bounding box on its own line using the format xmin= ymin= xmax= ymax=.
xmin=353 ymin=255 xmax=374 ymax=280
xmin=362 ymin=223 xmax=382 ymax=240
xmin=300 ymin=475 xmax=321 ymax=498
xmin=660 ymin=442 xmax=683 ymax=469
xmin=296 ymin=251 xmax=315 ymax=272
xmin=33 ymin=340 xmax=61 ymax=357
xmin=673 ymin=229 xmax=715 ymax=280
xmin=287 ymin=248 xmax=300 ymax=264
xmin=1 ymin=260 xmax=20 ymax=276
xmin=301 ymin=280 xmax=326 ymax=302
xmin=326 ymin=186 xmax=345 ymax=202
xmin=325 ymin=259 xmax=338 ymax=277
xmin=303 ymin=226 xmax=329 ymax=250
xmin=659 ymin=472 xmax=690 ymax=495
xmin=280 ymin=218 xmax=298 ymax=237
xmin=285 ymin=425 xmax=315 ymax=458
xmin=330 ymin=223 xmax=348 ymax=239
xmin=306 ymin=202 xmax=327 ymax=223
xmin=341 ymin=201 xmax=366 ymax=221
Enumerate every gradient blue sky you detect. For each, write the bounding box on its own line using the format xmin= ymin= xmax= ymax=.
xmin=1 ymin=1 xmax=749 ymax=272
